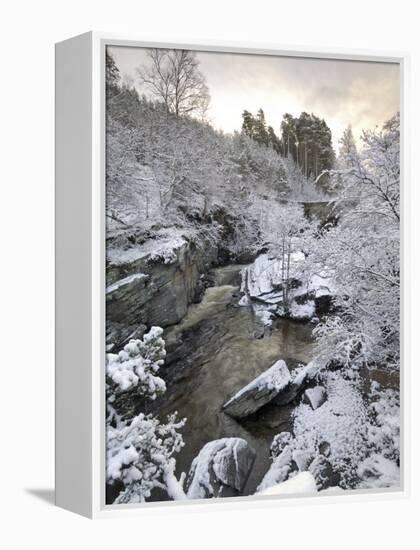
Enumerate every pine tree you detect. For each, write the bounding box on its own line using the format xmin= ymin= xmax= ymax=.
xmin=281 ymin=113 xmax=297 ymax=159
xmin=280 ymin=112 xmax=335 ymax=179
xmin=241 ymin=110 xmax=255 ymax=138
xmin=267 ymin=125 xmax=282 ymax=153
xmin=106 ymin=49 xmax=120 ymax=99
xmin=254 ymin=108 xmax=269 ymax=145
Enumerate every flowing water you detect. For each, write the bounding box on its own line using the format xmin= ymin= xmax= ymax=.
xmin=152 ymin=264 xmax=315 ymax=495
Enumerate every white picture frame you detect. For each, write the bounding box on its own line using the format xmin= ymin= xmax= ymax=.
xmin=55 ymin=31 xmax=410 ymax=518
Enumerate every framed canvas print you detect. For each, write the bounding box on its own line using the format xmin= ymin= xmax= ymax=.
xmin=55 ymin=32 xmax=408 ymax=518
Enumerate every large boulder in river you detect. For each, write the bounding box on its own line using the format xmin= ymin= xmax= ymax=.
xmin=223 ymin=360 xmax=320 ymax=419
xmin=222 ymin=360 xmax=292 ymax=419
xmin=272 ymin=361 xmax=320 ymax=407
xmin=186 ymin=438 xmax=256 ymax=499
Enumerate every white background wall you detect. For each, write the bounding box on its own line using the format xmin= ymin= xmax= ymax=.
xmin=1 ymin=1 xmax=418 ymax=548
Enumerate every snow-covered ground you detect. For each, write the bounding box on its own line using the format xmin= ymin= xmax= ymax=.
xmin=258 ymin=471 xmax=317 ymax=496
xmin=258 ymin=370 xmax=400 ymax=493
xmin=292 ymin=371 xmax=369 ymax=486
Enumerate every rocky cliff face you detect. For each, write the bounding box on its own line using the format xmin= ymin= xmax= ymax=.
xmin=106 ymin=237 xmax=218 ymax=350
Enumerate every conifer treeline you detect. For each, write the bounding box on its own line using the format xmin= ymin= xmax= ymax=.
xmin=241 ymin=108 xmax=335 ymax=178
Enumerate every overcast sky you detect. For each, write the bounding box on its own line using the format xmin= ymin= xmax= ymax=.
xmin=109 ymin=46 xmax=400 ymax=152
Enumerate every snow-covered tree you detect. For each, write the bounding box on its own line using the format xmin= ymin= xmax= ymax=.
xmin=260 ymin=203 xmax=314 ymax=314
xmin=241 ymin=109 xmax=281 ymax=151
xmin=338 ymin=124 xmax=358 ymax=168
xmin=241 ymin=110 xmax=255 ymax=139
xmin=106 ymin=327 xmax=187 ymax=503
xmin=106 ymin=48 xmax=120 ymax=99
xmin=254 ymin=108 xmax=269 ymax=146
xmin=311 ymin=113 xmax=400 ymax=370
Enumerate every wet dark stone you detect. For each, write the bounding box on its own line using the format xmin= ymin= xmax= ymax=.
xmin=309 ymin=455 xmax=341 ymax=490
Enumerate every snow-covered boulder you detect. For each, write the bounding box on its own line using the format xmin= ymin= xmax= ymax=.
xmin=292 ymin=361 xmax=320 ymax=386
xmin=257 ymin=471 xmax=318 ymax=496
xmin=271 ymin=361 xmax=319 ymax=407
xmin=186 ymin=438 xmax=256 ymax=499
xmin=303 ymin=386 xmax=327 ymax=410
xmin=222 ymin=360 xmax=292 ymax=419
xmin=241 ymin=254 xmax=285 ymax=300
xmin=239 ymin=253 xmax=335 ymax=322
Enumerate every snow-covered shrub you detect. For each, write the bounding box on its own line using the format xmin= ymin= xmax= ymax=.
xmin=107 ymin=412 xmax=185 ymax=503
xmin=106 ymin=327 xmax=187 ymax=503
xmin=106 ymin=326 xmax=167 ymax=398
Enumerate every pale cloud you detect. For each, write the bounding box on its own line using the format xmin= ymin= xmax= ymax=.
xmin=109 ymin=46 xmax=400 ymax=151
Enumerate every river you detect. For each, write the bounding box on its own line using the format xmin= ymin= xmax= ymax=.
xmin=152 ymin=263 xmax=315 ymax=495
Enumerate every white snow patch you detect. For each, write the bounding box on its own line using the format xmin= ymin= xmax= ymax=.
xmin=253 ymin=303 xmax=275 ymax=326
xmin=290 ymin=300 xmax=316 ymax=320
xmin=292 ymin=361 xmax=319 ymax=386
xmin=106 ymin=272 xmax=147 ymax=294
xmin=258 ymin=472 xmax=317 ymax=496
xmin=107 ymin=234 xmax=186 ymax=266
xmin=357 ymin=454 xmax=400 ymax=488
xmin=310 ymin=272 xmax=335 ymax=297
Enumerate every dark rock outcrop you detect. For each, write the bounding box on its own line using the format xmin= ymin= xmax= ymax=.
xmin=106 ymin=238 xmax=218 ymax=348
xmin=308 ymin=455 xmax=340 ymax=490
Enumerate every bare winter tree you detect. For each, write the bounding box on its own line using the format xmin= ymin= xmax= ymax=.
xmin=138 ymin=49 xmax=210 ymax=118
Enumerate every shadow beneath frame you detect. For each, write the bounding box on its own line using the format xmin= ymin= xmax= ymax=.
xmin=25 ymin=488 xmax=55 ymax=505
